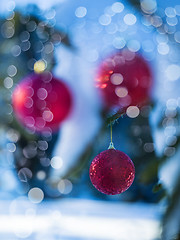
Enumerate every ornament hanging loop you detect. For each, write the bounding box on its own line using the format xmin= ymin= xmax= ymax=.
xmin=108 ymin=122 xmax=115 ymax=149
xmin=108 ymin=142 xmax=115 ymax=149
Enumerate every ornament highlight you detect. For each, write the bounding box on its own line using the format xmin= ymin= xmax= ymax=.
xmin=12 ymin=72 xmax=72 ymax=132
xmin=89 ymin=148 xmax=135 ymax=195
xmin=95 ymin=49 xmax=152 ymax=110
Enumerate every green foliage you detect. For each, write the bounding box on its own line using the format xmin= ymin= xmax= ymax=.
xmin=0 ymin=9 xmax=71 ymax=132
xmin=0 ymin=8 xmax=72 ymax=196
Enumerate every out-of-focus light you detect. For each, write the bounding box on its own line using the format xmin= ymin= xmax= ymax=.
xmin=42 ymin=110 xmax=53 ymax=122
xmin=44 ymin=42 xmax=54 ymax=54
xmin=111 ymin=73 xmax=123 ymax=85
xmin=115 ymin=87 xmax=128 ymax=98
xmin=150 ymin=15 xmax=163 ymax=28
xmin=6 ymin=11 xmax=15 ymax=20
xmin=165 ymin=109 xmax=177 ymax=118
xmin=175 ymin=5 xmax=180 ymax=16
xmin=34 ymin=60 xmax=46 ymax=73
xmin=127 ymin=40 xmax=141 ymax=52
xmin=4 ymin=77 xmax=13 ymax=89
xmin=24 ymin=116 xmax=35 ymax=129
xmin=24 ymin=97 xmax=33 ymax=109
xmin=174 ymin=31 xmax=180 ymax=43
xmin=165 ymin=136 xmax=177 ymax=146
xmin=51 ymin=156 xmax=63 ymax=169
xmin=157 ymin=43 xmax=169 ymax=55
xmin=6 ymin=142 xmax=16 ymax=152
xmin=38 ymin=140 xmax=48 ymax=151
xmin=126 ymin=106 xmax=140 ymax=118
xmin=156 ymin=34 xmax=168 ymax=44
xmin=6 ymin=129 xmax=20 ymax=142
xmin=7 ymin=65 xmax=17 ymax=77
xmin=36 ymin=117 xmax=46 ymax=129
xmin=178 ymin=98 xmax=180 ymax=107
xmin=113 ymin=37 xmax=126 ymax=49
xmin=26 ymin=21 xmax=37 ymax=32
xmin=144 ymin=143 xmax=154 ymax=152
xmin=165 ymin=64 xmax=180 ymax=81
xmin=36 ymin=171 xmax=46 ymax=180
xmin=99 ymin=14 xmax=111 ymax=26
xmin=28 ymin=58 xmax=36 ymax=70
xmin=20 ymin=31 xmax=30 ymax=42
xmin=11 ymin=45 xmax=21 ymax=57
xmin=28 ymin=188 xmax=44 ymax=204
xmin=21 ymin=41 xmax=31 ymax=52
xmin=18 ymin=168 xmax=33 ymax=182
xmin=58 ymin=179 xmax=73 ymax=194
xmin=164 ymin=147 xmax=176 ymax=157
xmin=6 ymin=1 xmax=16 ymax=11
xmin=124 ymin=14 xmax=137 ymax=26
xmin=166 ymin=17 xmax=178 ymax=26
xmin=141 ymin=0 xmax=157 ymax=14
xmin=6 ymin=104 xmax=13 ymax=115
xmin=166 ymin=98 xmax=178 ymax=110
xmin=45 ymin=9 xmax=56 ymax=19
xmin=165 ymin=7 xmax=176 ymax=17
xmin=164 ymin=126 xmax=176 ymax=137
xmin=162 ymin=118 xmax=175 ymax=128
xmin=37 ymin=88 xmax=48 ymax=100
xmin=111 ymin=2 xmax=124 ymax=13
xmin=40 ymin=157 xmax=51 ymax=167
xmin=164 ymin=24 xmax=176 ymax=35
xmin=75 ymin=6 xmax=87 ymax=18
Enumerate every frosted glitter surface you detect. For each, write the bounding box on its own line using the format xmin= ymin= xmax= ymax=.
xmin=89 ymin=149 xmax=135 ymax=195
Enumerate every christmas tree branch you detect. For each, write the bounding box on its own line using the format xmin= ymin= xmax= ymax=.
xmin=105 ymin=109 xmax=126 ymax=126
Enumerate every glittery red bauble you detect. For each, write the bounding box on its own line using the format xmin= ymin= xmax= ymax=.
xmin=89 ymin=149 xmax=135 ymax=195
xmin=12 ymin=72 xmax=72 ymax=132
xmin=95 ymin=49 xmax=152 ymax=110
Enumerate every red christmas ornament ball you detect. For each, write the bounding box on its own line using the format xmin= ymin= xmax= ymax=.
xmin=95 ymin=49 xmax=152 ymax=110
xmin=89 ymin=149 xmax=135 ymax=195
xmin=12 ymin=72 xmax=72 ymax=132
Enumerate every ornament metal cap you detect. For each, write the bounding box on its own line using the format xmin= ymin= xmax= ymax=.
xmin=108 ymin=142 xmax=115 ymax=149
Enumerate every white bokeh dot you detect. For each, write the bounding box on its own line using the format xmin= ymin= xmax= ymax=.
xmin=111 ymin=2 xmax=124 ymax=13
xmin=99 ymin=14 xmax=111 ymax=25
xmin=51 ymin=156 xmax=63 ymax=169
xmin=157 ymin=43 xmax=169 ymax=55
xmin=28 ymin=187 xmax=44 ymax=204
xmin=58 ymin=179 xmax=73 ymax=194
xmin=126 ymin=106 xmax=140 ymax=118
xmin=75 ymin=6 xmax=87 ymax=18
xmin=124 ymin=14 xmax=137 ymax=26
xmin=166 ymin=65 xmax=180 ymax=81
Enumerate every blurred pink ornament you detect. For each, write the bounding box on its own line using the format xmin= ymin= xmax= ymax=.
xmin=95 ymin=49 xmax=153 ymax=110
xmin=12 ymin=72 xmax=72 ymax=132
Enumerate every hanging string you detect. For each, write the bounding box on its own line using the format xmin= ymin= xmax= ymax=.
xmin=110 ymin=122 xmax=113 ymax=143
xmin=108 ymin=121 xmax=115 ymax=149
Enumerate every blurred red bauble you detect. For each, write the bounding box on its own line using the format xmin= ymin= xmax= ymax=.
xmin=95 ymin=49 xmax=153 ymax=110
xmin=89 ymin=149 xmax=135 ymax=195
xmin=12 ymin=72 xmax=72 ymax=132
